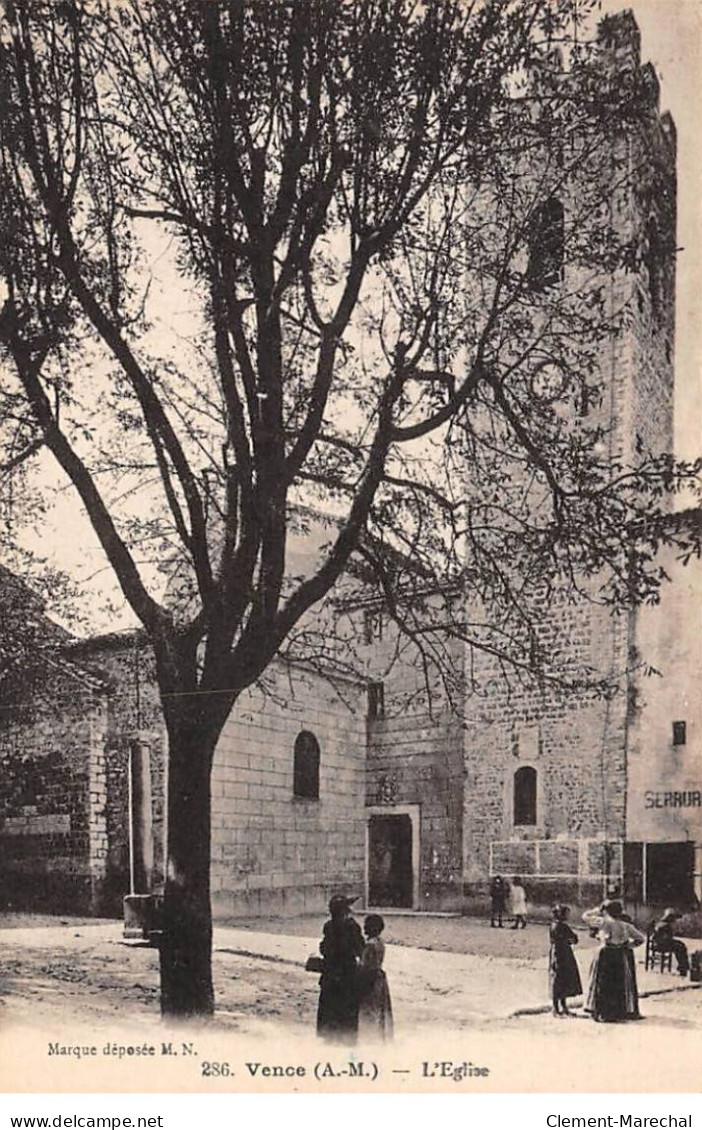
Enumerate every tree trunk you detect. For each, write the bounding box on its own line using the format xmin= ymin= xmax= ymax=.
xmin=159 ymin=722 xmax=217 ymax=1019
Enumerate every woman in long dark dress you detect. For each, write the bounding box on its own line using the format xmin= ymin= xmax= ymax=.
xmin=582 ymin=900 xmax=645 ymax=1022
xmin=549 ymin=904 xmax=582 ymax=1016
xmin=316 ymin=894 xmax=365 ymax=1042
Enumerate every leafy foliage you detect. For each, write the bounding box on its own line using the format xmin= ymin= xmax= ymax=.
xmin=0 ymin=0 xmax=698 ymax=716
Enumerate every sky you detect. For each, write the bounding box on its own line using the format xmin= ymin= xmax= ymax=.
xmin=13 ymin=0 xmax=702 ymax=633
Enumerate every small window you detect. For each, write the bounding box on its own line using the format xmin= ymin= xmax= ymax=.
xmin=368 ymin=681 xmax=385 ymax=719
xmin=513 ymin=766 xmax=537 ymax=826
xmin=672 ymin=721 xmax=686 ymax=747
xmin=363 ymin=607 xmax=384 ymax=645
xmin=526 ymin=197 xmax=564 ymax=292
xmin=18 ymin=757 xmax=41 ymax=808
xmin=579 ymin=383 xmax=600 ymax=418
xmin=293 ymin=730 xmax=320 ymax=799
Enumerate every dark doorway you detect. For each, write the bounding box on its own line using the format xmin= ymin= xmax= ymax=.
xmin=623 ymin=842 xmax=644 ymax=905
xmin=646 ymin=841 xmax=695 ymax=906
xmin=368 ymin=813 xmax=413 ymax=908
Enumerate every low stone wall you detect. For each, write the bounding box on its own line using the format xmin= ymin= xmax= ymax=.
xmin=0 ymin=680 xmax=98 ymax=913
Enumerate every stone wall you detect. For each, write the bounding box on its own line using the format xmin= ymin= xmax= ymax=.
xmin=457 ymin=12 xmax=679 ymax=917
xmin=210 ymin=663 xmax=368 ymax=917
xmin=0 ymin=658 xmax=109 ymax=913
xmin=462 ymin=600 xmax=630 ymax=912
xmin=363 ymin=618 xmax=466 ymax=910
xmin=365 ymin=705 xmax=465 ymax=911
xmin=0 ymin=632 xmax=167 ymax=917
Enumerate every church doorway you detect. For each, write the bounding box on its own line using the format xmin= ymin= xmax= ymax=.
xmin=366 ymin=806 xmax=419 ymax=908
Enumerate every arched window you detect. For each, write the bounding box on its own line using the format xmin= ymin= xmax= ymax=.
xmin=293 ymin=730 xmax=320 ymax=799
xmin=513 ymin=766 xmax=537 ymax=826
xmin=527 ymin=197 xmax=564 ymax=291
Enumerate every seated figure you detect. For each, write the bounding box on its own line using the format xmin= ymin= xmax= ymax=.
xmin=652 ymin=909 xmax=689 ymax=977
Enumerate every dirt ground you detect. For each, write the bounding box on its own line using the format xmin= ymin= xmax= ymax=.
xmin=1 ymin=908 xmax=589 ymax=1027
xmin=221 ymin=910 xmax=588 ymax=960
xmin=1 ymin=913 xmax=701 ymax=1093
xmin=0 ymin=911 xmax=698 ymax=1034
xmin=0 ymin=913 xmax=117 ymax=930
xmin=0 ymin=920 xmax=314 ymax=1036
xmin=0 ymin=915 xmax=530 ymax=1036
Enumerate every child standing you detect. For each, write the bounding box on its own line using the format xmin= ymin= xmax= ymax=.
xmin=510 ymin=876 xmax=528 ymax=929
xmin=489 ymin=875 xmax=508 ymax=928
xmin=358 ymin=914 xmax=393 ymax=1041
xmin=549 ymin=904 xmax=582 ymax=1016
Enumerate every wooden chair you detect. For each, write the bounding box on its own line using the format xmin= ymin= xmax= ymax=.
xmin=645 ymin=925 xmax=673 ymax=973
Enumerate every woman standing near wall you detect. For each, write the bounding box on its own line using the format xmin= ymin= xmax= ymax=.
xmin=316 ymin=894 xmax=365 ymax=1042
xmin=582 ymin=900 xmax=645 ymax=1022
xmin=549 ymin=905 xmax=582 ymax=1016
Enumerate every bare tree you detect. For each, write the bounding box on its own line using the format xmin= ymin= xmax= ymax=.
xmin=0 ymin=0 xmax=699 ymax=1016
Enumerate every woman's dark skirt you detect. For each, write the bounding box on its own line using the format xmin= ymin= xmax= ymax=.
xmin=586 ymin=945 xmax=640 ymax=1021
xmin=549 ymin=943 xmax=583 ymax=1000
xmin=317 ymin=970 xmax=360 ymax=1042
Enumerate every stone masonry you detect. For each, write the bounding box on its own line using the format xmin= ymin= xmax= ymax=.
xmin=209 ymin=663 xmax=367 ymax=918
xmin=0 ymin=654 xmax=110 ymax=912
xmin=458 ymin=10 xmax=683 ymax=913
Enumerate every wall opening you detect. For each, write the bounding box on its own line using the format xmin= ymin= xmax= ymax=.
xmin=646 ymin=841 xmax=695 ymax=906
xmin=672 ymin=720 xmax=686 ymax=747
xmin=513 ymin=765 xmax=537 ymax=826
xmin=623 ymin=841 xmax=644 ymax=906
xmin=367 ymin=681 xmax=385 ymax=719
xmin=293 ymin=730 xmax=320 ymax=799
xmin=527 ymin=197 xmax=564 ymax=291
xmin=367 ymin=813 xmax=413 ymax=908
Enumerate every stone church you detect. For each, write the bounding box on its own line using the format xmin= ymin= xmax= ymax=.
xmin=0 ymin=10 xmax=700 ymax=921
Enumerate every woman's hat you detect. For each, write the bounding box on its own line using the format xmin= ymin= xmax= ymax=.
xmin=328 ymin=893 xmax=359 ymax=913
